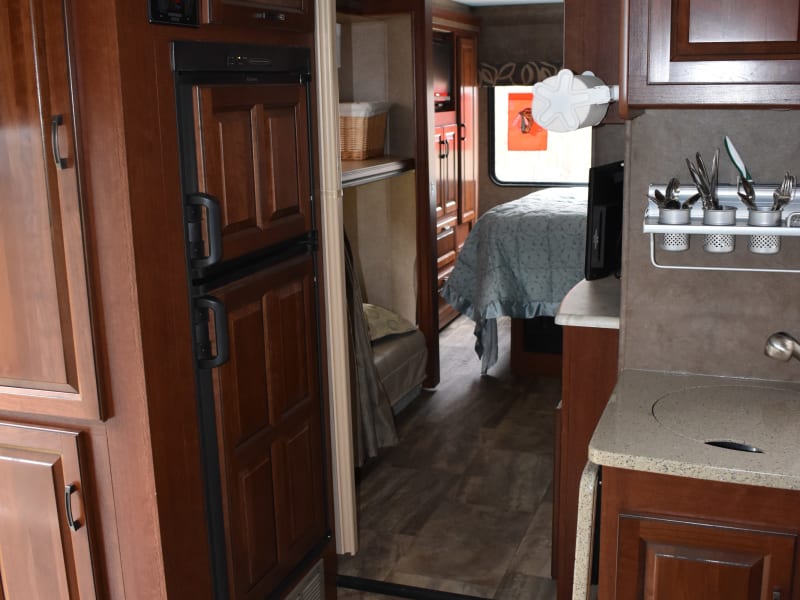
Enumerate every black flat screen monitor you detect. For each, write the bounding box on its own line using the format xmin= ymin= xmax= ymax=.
xmin=432 ymin=31 xmax=454 ymax=112
xmin=584 ymin=160 xmax=624 ymax=280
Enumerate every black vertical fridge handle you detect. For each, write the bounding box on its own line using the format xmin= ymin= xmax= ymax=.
xmin=196 ymin=296 xmax=229 ymax=369
xmin=187 ymin=193 xmax=223 ymax=270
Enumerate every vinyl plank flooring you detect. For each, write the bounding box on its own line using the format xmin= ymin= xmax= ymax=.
xmin=341 ymin=316 xmax=560 ymax=600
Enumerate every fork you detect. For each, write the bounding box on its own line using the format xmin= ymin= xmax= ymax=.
xmin=772 ymin=172 xmax=796 ymax=211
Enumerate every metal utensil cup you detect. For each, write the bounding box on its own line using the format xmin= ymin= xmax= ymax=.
xmin=702 ymin=205 xmax=736 ymax=253
xmin=658 ymin=207 xmax=690 ymax=251
xmin=747 ymin=208 xmax=781 ymax=254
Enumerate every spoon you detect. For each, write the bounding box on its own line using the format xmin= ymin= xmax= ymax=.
xmin=681 ymin=193 xmax=701 ymax=209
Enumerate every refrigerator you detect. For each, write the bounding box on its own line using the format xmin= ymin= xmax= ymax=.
xmin=171 ymin=41 xmax=330 ymax=600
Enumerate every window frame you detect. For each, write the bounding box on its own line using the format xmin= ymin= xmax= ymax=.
xmin=487 ymin=86 xmax=592 ymax=188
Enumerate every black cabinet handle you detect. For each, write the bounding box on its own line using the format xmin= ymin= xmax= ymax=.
xmin=186 ymin=193 xmax=223 ymax=270
xmin=438 ymin=138 xmax=447 ymax=159
xmin=51 ymin=115 xmax=67 ymax=169
xmin=196 ymin=296 xmax=229 ymax=369
xmin=459 ymin=123 xmax=466 ymax=141
xmin=253 ymin=10 xmax=286 ymax=21
xmin=65 ymin=483 xmax=81 ymax=532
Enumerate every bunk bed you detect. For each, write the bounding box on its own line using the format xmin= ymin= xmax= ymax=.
xmin=440 ymin=186 xmax=588 ymax=374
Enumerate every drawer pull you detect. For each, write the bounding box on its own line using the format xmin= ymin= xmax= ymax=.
xmin=65 ymin=484 xmax=81 ymax=532
xmin=254 ymin=10 xmax=286 ymax=21
xmin=51 ymin=114 xmax=67 ymax=169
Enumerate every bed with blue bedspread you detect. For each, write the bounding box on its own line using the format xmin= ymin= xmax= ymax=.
xmin=441 ymin=186 xmax=588 ymax=374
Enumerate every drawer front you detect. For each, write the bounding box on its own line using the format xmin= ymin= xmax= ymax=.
xmin=437 ymin=226 xmax=456 ymax=262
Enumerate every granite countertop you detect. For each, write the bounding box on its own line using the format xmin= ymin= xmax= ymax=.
xmin=589 ymin=369 xmax=800 ymax=491
xmin=555 ymin=276 xmax=621 ymax=330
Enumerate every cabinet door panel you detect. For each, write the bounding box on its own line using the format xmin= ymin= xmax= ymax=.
xmin=204 ymin=0 xmax=312 ymax=31
xmin=0 ymin=422 xmax=96 ymax=599
xmin=625 ymin=0 xmax=800 ymax=107
xmin=209 ymin=254 xmax=325 ymax=600
xmin=0 ymin=0 xmax=99 ymax=419
xmin=617 ymin=515 xmax=795 ymax=600
xmin=194 ymin=83 xmax=312 ymax=263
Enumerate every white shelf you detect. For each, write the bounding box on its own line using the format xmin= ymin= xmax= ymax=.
xmin=643 ymin=183 xmax=800 ymax=273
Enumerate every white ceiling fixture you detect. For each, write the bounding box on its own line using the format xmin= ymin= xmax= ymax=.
xmin=451 ymin=0 xmax=562 ymax=5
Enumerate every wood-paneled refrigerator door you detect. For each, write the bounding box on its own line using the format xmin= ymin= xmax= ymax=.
xmin=202 ymin=254 xmax=327 ymax=600
xmin=191 ymin=81 xmax=313 ymax=270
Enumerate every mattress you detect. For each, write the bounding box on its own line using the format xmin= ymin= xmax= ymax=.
xmin=371 ymin=329 xmax=427 ymax=412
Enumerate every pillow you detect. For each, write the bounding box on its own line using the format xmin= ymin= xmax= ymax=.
xmin=362 ymin=303 xmax=416 ymax=342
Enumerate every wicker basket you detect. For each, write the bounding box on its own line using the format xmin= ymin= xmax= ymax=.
xmin=339 ymin=102 xmax=389 ymax=160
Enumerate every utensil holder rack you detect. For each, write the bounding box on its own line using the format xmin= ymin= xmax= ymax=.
xmin=643 ymin=183 xmax=800 ymax=273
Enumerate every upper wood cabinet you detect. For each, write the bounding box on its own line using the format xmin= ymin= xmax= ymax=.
xmin=203 ymin=0 xmax=313 ymax=30
xmin=622 ymin=0 xmax=800 ymax=111
xmin=0 ymin=0 xmax=100 ymax=420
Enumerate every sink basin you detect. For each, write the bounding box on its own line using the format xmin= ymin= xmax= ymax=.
xmin=652 ymin=385 xmax=800 ymax=452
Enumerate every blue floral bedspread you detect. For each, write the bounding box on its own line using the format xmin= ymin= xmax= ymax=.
xmin=441 ymin=187 xmax=588 ymax=373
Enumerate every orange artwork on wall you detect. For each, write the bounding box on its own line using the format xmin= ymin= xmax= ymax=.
xmin=508 ymin=92 xmax=547 ymax=151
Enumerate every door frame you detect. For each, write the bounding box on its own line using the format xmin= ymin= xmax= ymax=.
xmin=315 ymin=0 xmax=358 ymax=555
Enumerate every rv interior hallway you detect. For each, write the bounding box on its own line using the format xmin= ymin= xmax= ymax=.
xmin=338 ymin=315 xmax=559 ymax=600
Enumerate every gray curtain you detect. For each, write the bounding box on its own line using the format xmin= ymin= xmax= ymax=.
xmin=344 ymin=235 xmax=398 ymax=467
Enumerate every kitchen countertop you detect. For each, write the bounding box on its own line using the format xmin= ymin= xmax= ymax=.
xmin=588 ymin=369 xmax=800 ymax=491
xmin=554 ymin=276 xmax=621 ymax=330
xmin=573 ymin=368 xmax=800 ymax=600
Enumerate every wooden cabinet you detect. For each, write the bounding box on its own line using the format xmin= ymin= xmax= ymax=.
xmin=0 ymin=0 xmax=99 ymax=421
xmin=205 ymin=253 xmax=326 ymax=599
xmin=617 ymin=515 xmax=795 ymax=599
xmin=0 ymin=421 xmax=97 ymax=599
xmin=2 ymin=0 xmax=335 ymax=597
xmin=622 ymin=0 xmax=800 ymax=111
xmin=433 ymin=14 xmax=479 ymax=330
xmin=434 ymin=123 xmax=459 ymax=222
xmin=599 ymin=468 xmax=800 ymax=600
xmin=203 ymin=0 xmax=313 ymax=31
xmin=554 ymin=325 xmax=618 ymax=600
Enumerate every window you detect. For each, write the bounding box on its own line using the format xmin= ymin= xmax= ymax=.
xmin=489 ymin=85 xmax=592 ymax=186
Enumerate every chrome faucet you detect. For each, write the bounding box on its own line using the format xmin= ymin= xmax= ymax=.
xmin=765 ymin=332 xmax=800 ymax=362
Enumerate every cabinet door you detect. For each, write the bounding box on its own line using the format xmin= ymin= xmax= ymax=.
xmin=192 ymin=83 xmax=313 ymax=265
xmin=203 ymin=0 xmax=312 ymax=30
xmin=0 ymin=0 xmax=100 ymax=420
xmin=0 ymin=421 xmax=96 ymax=599
xmin=206 ymin=253 xmax=326 ymax=600
xmin=456 ymin=35 xmax=477 ymax=225
xmin=616 ymin=514 xmax=795 ymax=600
xmin=435 ymin=123 xmax=458 ymax=225
xmin=624 ymin=0 xmax=800 ymax=108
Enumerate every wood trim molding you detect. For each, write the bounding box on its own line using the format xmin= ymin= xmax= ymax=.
xmin=432 ymin=9 xmax=480 ymax=31
xmin=315 ymin=0 xmax=358 ymax=556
